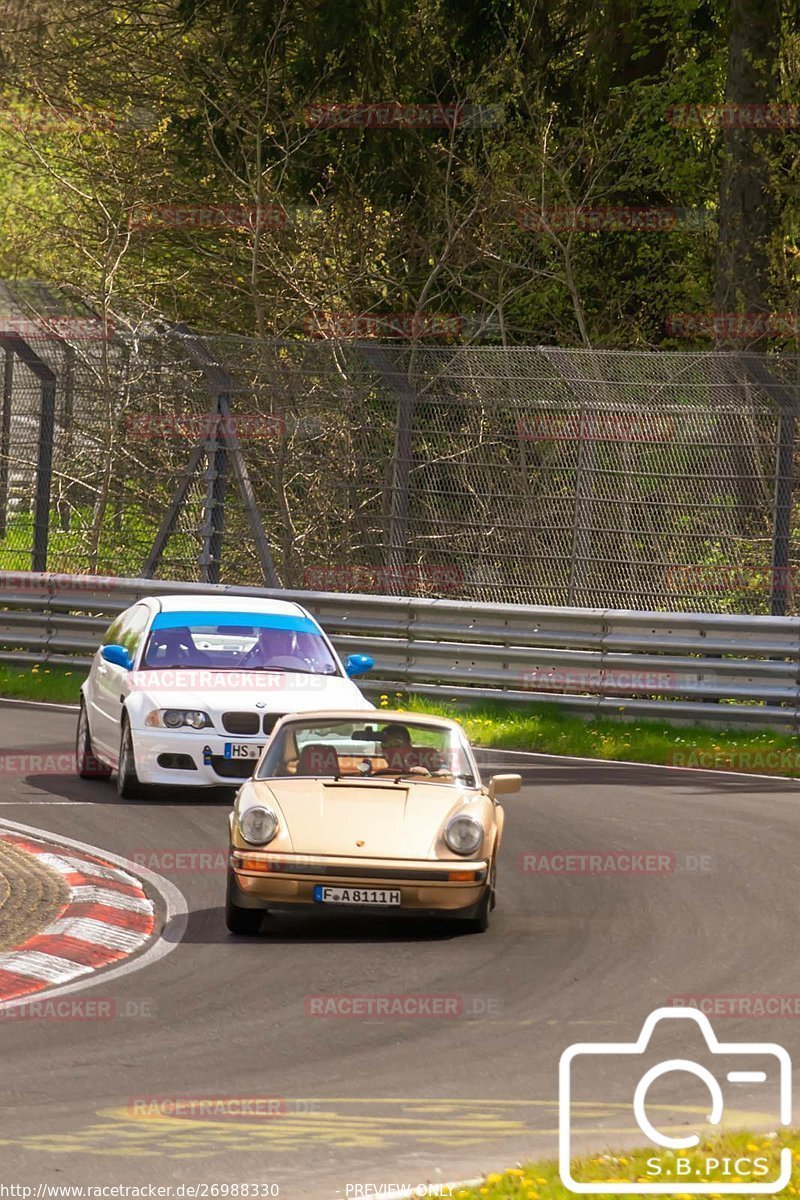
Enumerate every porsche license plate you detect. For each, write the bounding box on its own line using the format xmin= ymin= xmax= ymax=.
xmin=223 ymin=743 xmax=264 ymax=759
xmin=313 ymin=885 xmax=401 ymax=906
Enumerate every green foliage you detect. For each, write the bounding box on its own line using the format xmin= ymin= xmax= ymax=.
xmin=0 ymin=0 xmax=795 ymax=346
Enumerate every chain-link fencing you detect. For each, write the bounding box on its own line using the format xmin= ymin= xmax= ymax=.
xmin=0 ymin=319 xmax=798 ymax=614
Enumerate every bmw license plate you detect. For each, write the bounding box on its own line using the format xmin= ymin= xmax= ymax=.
xmin=313 ymin=885 xmax=401 ymax=906
xmin=223 ymin=743 xmax=265 ymax=759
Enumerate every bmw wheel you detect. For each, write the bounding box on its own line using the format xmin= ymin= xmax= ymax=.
xmin=117 ymin=717 xmax=146 ymax=800
xmin=76 ymin=698 xmax=112 ymax=780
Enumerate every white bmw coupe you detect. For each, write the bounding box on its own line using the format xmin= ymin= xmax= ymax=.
xmin=76 ymin=594 xmax=374 ymax=797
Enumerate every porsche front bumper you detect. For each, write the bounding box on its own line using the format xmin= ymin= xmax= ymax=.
xmin=229 ymin=850 xmax=490 ymax=914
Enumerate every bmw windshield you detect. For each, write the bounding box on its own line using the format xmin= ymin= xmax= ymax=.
xmin=139 ymin=611 xmax=340 ymax=675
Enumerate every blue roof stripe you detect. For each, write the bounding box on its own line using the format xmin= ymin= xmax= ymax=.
xmin=152 ymin=610 xmax=320 ymax=634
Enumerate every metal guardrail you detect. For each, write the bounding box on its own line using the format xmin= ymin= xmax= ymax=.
xmin=1 ymin=572 xmax=799 ymax=729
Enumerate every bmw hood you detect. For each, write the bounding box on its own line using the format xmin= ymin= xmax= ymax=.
xmin=126 ymin=671 xmax=373 ymax=719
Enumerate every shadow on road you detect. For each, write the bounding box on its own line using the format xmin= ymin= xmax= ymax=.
xmin=21 ymin=775 xmax=237 ymax=806
xmin=163 ymin=905 xmax=471 ymax=945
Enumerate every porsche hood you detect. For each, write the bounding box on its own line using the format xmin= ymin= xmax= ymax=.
xmin=243 ymin=778 xmax=488 ymax=860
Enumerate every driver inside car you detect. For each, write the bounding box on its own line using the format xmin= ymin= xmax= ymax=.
xmin=142 ymin=626 xmax=195 ymax=668
xmin=240 ymin=627 xmax=307 ymax=670
xmin=379 ymin=724 xmax=445 ymax=774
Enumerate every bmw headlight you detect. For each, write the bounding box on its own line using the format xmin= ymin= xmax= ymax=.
xmin=444 ymin=814 xmax=483 ymax=856
xmin=238 ymin=806 xmax=279 ymax=845
xmin=146 ymin=709 xmax=213 ymax=729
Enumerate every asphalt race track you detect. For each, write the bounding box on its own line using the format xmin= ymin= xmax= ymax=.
xmin=2 ymin=700 xmax=800 ymax=1197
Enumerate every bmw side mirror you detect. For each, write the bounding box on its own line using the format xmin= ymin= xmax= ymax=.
xmin=345 ymin=653 xmax=374 ymax=678
xmin=101 ymin=643 xmax=133 ymax=671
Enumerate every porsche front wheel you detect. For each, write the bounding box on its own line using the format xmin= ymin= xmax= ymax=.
xmin=225 ymin=868 xmax=265 ymax=935
xmin=467 ymin=861 xmax=495 ymax=933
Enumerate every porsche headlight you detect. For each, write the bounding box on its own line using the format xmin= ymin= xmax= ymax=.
xmin=238 ymin=806 xmax=279 ymax=845
xmin=444 ymin=814 xmax=483 ymax=856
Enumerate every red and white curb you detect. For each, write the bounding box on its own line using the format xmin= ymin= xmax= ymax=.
xmin=0 ymin=832 xmax=155 ymax=1002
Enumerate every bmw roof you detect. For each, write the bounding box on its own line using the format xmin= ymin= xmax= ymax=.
xmin=152 ymin=594 xmax=311 ymax=618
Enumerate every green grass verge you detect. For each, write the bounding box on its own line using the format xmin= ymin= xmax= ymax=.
xmin=448 ymin=1130 xmax=794 ymax=1199
xmin=0 ymin=663 xmax=81 ymax=705
xmin=1 ymin=669 xmax=799 ymax=778
xmin=380 ymin=693 xmax=800 ymax=778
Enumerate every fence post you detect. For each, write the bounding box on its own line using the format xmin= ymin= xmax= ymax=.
xmin=199 ymin=397 xmax=226 ymax=585
xmin=0 ymin=335 xmax=57 ymax=571
xmin=770 ymin=392 xmax=796 ymax=616
xmin=360 ymin=345 xmax=414 ymax=596
xmin=0 ymin=349 xmax=13 ymax=539
xmin=33 ymin=376 xmax=56 ymax=572
xmin=58 ymin=345 xmax=75 ymax=531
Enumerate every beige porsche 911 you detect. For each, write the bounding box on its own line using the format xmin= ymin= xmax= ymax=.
xmin=225 ymin=710 xmax=521 ymax=935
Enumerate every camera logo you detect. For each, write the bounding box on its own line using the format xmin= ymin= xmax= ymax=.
xmin=559 ymin=1007 xmax=791 ymax=1193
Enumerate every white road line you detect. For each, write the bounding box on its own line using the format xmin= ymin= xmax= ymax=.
xmin=0 ymin=817 xmax=188 ymax=1012
xmin=0 ymin=950 xmax=94 ymax=983
xmin=0 ymin=699 xmax=80 ymax=712
xmin=476 ymin=744 xmax=800 ymax=783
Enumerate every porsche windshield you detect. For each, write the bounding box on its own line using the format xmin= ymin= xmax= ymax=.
xmin=256 ymin=718 xmax=477 ymax=785
xmin=139 ymin=612 xmax=339 ymax=675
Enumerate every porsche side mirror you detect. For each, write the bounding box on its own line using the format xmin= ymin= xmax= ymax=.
xmin=488 ymin=773 xmax=522 ymax=798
